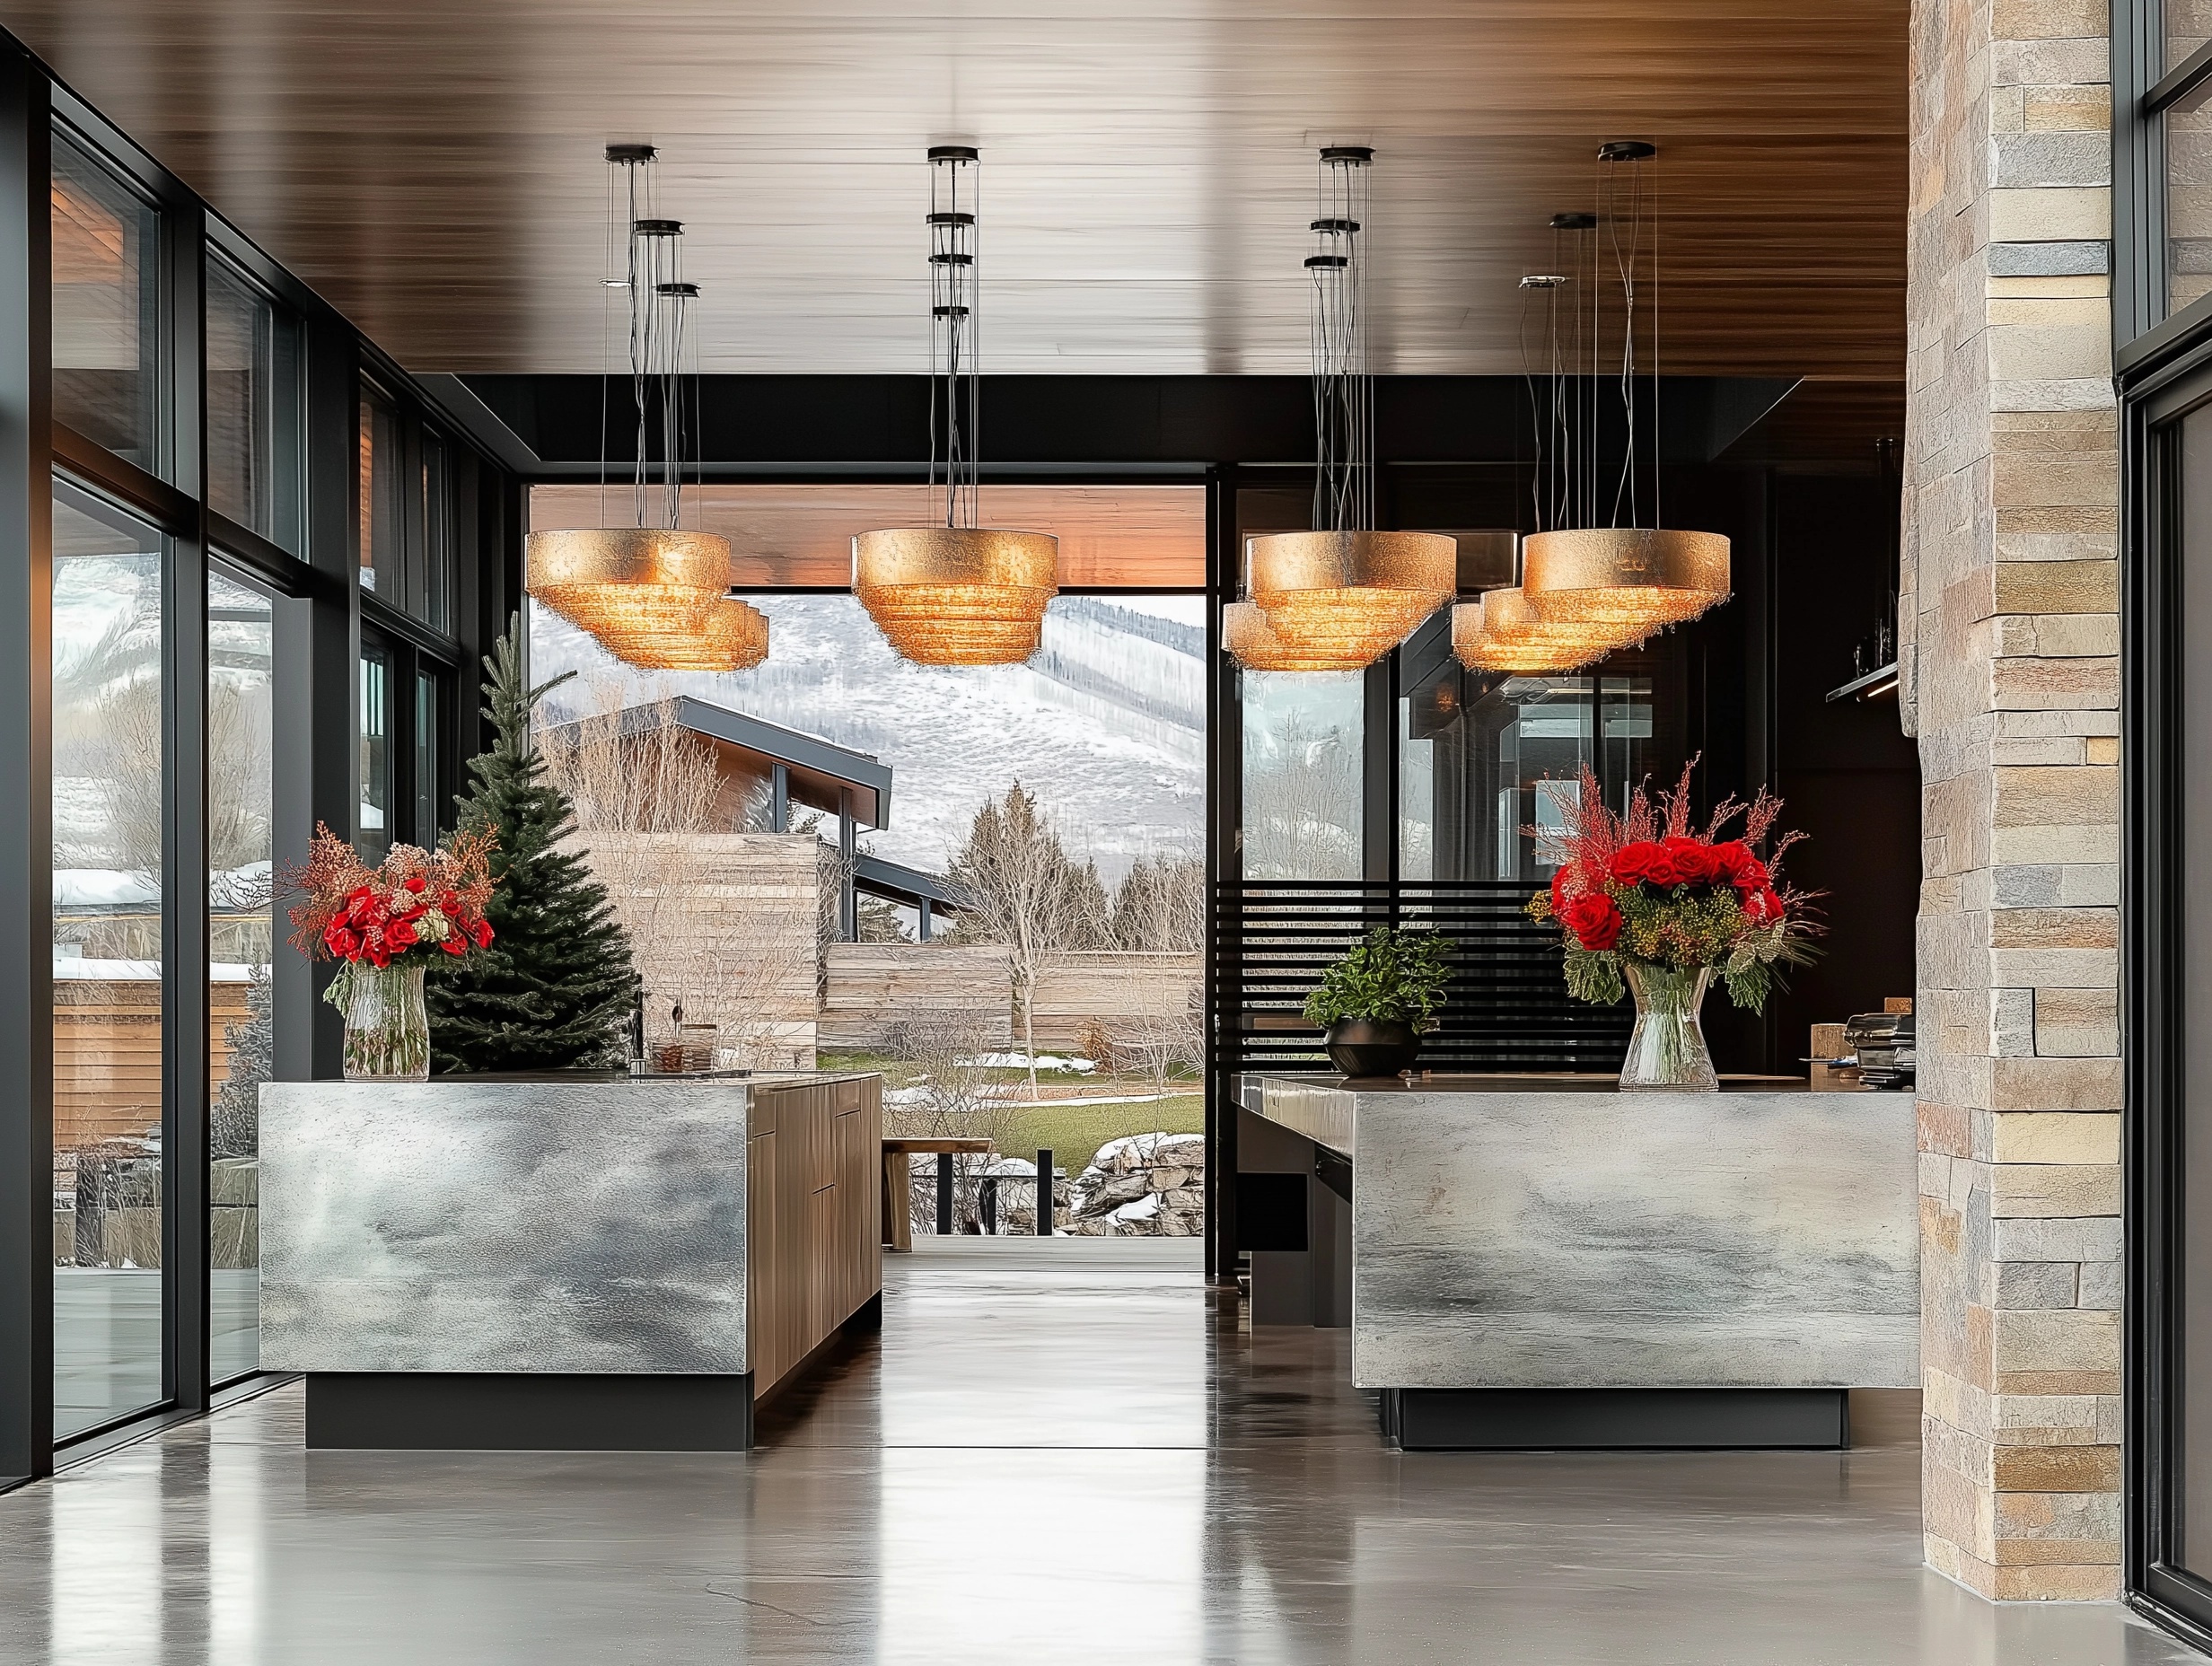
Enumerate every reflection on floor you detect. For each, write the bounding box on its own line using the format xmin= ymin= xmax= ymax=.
xmin=53 ymin=1268 xmax=259 ymax=1441
xmin=0 ymin=1237 xmax=2196 ymax=1664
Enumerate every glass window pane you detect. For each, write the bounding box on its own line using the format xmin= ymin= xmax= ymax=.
xmin=358 ymin=387 xmax=404 ymax=603
xmin=52 ymin=484 xmax=165 ymax=1440
xmin=2172 ymin=82 xmax=2212 ymax=321
xmin=413 ymin=670 xmax=439 ymax=842
xmin=208 ymin=568 xmax=274 ymax=1384
xmin=2179 ymin=402 xmax=2212 ymax=1574
xmin=52 ymin=131 xmax=161 ymax=473
xmin=1398 ymin=658 xmax=1655 ymax=883
xmin=1240 ymin=671 xmax=1364 ymax=881
xmin=206 ymin=254 xmax=303 ymax=551
xmin=360 ymin=642 xmax=391 ymax=863
xmin=421 ymin=432 xmax=451 ymax=630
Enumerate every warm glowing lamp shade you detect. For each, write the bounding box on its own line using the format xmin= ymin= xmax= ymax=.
xmin=1521 ymin=528 xmax=1731 ymax=636
xmin=526 ymin=528 xmax=733 ymax=637
xmin=1450 ymin=588 xmax=1635 ymax=673
xmin=1242 ymin=530 xmax=1456 ymax=668
xmin=590 ymin=597 xmax=770 ymax=672
xmin=1224 ymin=601 xmax=1374 ymax=672
xmin=852 ymin=527 xmax=1058 ymax=666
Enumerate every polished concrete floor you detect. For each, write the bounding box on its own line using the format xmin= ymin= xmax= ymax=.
xmin=0 ymin=1237 xmax=2199 ymax=1664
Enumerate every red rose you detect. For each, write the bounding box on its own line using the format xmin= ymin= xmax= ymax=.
xmin=439 ymin=890 xmax=461 ymax=916
xmin=1733 ymin=859 xmax=1771 ymax=898
xmin=441 ymin=934 xmax=468 ymax=957
xmin=1560 ymin=893 xmax=1622 ymax=951
xmin=1663 ymin=836 xmax=1716 ymax=885
xmin=1710 ymin=841 xmax=1756 ymax=881
xmin=1610 ymin=842 xmax=1664 ymax=887
xmin=1742 ymin=887 xmax=1784 ymax=925
xmin=323 ymin=922 xmax=360 ymax=959
xmin=388 ymin=917 xmax=418 ymax=949
xmin=470 ymin=919 xmax=495 ymax=950
xmin=404 ymin=873 xmax=427 ymax=894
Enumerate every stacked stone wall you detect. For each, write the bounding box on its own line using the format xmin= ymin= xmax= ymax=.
xmin=1905 ymin=0 xmax=2122 ymax=1600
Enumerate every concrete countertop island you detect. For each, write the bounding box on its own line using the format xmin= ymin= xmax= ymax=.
xmin=260 ymin=1071 xmax=882 ymax=1451
xmin=1235 ymin=1073 xmax=1919 ymax=1451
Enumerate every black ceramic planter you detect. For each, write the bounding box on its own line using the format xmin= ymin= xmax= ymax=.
xmin=1325 ymin=1018 xmax=1420 ymax=1078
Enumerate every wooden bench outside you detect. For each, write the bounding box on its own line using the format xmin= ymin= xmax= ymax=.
xmin=881 ymin=1137 xmax=995 ymax=1252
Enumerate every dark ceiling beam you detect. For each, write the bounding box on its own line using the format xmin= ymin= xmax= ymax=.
xmin=461 ymin=373 xmax=1831 ymax=475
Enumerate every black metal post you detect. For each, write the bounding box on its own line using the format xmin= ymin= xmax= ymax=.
xmin=1036 ymin=1149 xmax=1053 ymax=1235
xmin=935 ymin=1151 xmax=953 ymax=1235
xmin=0 ymin=45 xmax=52 ymax=1486
xmin=980 ymin=1176 xmax=997 ymax=1235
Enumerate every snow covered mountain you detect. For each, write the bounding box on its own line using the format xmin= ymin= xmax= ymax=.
xmin=530 ymin=593 xmax=1207 ymax=882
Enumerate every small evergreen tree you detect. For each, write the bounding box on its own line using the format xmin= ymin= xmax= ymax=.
xmin=426 ymin=618 xmax=639 ymax=1073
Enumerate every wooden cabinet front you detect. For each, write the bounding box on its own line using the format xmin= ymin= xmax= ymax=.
xmin=746 ymin=1075 xmax=882 ymax=1396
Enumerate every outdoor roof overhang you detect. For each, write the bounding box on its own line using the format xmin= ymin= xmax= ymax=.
xmin=853 ymin=852 xmax=963 ymax=913
xmin=553 ymin=696 xmax=892 ymax=829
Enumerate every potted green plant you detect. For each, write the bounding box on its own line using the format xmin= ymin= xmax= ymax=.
xmin=1303 ymin=925 xmax=1453 ymax=1078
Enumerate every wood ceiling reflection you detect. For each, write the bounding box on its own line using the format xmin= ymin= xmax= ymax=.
xmin=2 ymin=0 xmax=1905 ymax=378
xmin=529 ymin=484 xmax=1207 ymax=589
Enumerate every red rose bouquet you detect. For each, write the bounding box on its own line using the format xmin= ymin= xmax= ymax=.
xmin=1526 ymin=759 xmax=1816 ymax=1016
xmin=285 ymin=822 xmax=498 ymax=975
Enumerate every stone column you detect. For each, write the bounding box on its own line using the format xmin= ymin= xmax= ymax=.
xmin=1903 ymin=0 xmax=2122 ymax=1601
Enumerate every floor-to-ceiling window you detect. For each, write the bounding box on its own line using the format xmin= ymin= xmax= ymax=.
xmin=207 ymin=566 xmax=276 ymax=1384
xmin=50 ymin=482 xmax=167 ymax=1441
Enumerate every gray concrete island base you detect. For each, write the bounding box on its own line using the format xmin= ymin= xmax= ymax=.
xmin=1239 ymin=1075 xmax=1920 ymax=1450
xmin=260 ymin=1080 xmax=750 ymax=1375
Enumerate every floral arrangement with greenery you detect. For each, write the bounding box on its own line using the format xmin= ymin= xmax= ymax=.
xmin=285 ymin=822 xmax=499 ymax=1009
xmin=1302 ymin=925 xmax=1454 ymax=1032
xmin=1525 ymin=759 xmax=1817 ymax=1013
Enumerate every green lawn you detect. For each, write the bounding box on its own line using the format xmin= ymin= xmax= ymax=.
xmin=986 ymin=1097 xmax=1203 ymax=1171
xmin=817 ymin=1051 xmax=1202 ymax=1172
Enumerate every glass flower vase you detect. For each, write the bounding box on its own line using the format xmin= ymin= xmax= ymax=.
xmin=340 ymin=961 xmax=430 ymax=1082
xmin=1619 ymin=961 xmax=1718 ymax=1092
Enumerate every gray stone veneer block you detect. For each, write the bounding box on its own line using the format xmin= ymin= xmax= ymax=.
xmin=1988 ymin=240 xmax=2111 ymax=276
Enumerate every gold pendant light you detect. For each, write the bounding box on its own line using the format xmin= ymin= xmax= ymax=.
xmin=855 ymin=147 xmax=1058 ymax=667
xmin=528 ymin=527 xmax=730 ymax=640
xmin=524 ymin=145 xmax=747 ymax=671
xmin=1521 ymin=527 xmax=1730 ymax=634
xmin=1232 ymin=147 xmax=1454 ymax=671
xmin=589 ymin=595 xmax=770 ymax=672
xmin=851 ymin=526 xmax=1056 ymax=666
xmin=1451 ymin=586 xmax=1622 ymax=673
xmin=1491 ymin=144 xmax=1730 ymax=660
xmin=1224 ymin=600 xmax=1374 ymax=672
xmin=1244 ymin=529 xmax=1457 ymax=667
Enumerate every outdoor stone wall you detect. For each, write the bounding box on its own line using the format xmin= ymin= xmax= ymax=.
xmin=1904 ymin=0 xmax=2122 ymax=1600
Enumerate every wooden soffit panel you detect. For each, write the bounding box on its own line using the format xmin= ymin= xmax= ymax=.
xmin=529 ymin=483 xmax=1206 ymax=589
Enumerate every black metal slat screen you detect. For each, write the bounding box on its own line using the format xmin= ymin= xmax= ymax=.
xmin=1211 ymin=881 xmax=1633 ymax=1074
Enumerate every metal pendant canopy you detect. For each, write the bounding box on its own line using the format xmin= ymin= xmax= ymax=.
xmin=855 ymin=147 xmax=1060 ymax=667
xmin=524 ymin=145 xmax=758 ymax=671
xmin=1234 ymin=147 xmax=1455 ymax=673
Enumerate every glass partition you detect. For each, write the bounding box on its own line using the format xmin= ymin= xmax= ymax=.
xmin=206 ymin=252 xmax=304 ymax=551
xmin=1240 ymin=671 xmax=1364 ymax=881
xmin=207 ymin=568 xmax=274 ymax=1383
xmin=1400 ymin=658 xmax=1655 ymax=882
xmin=51 ymin=130 xmax=162 ymax=473
xmin=51 ymin=482 xmax=167 ymax=1440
